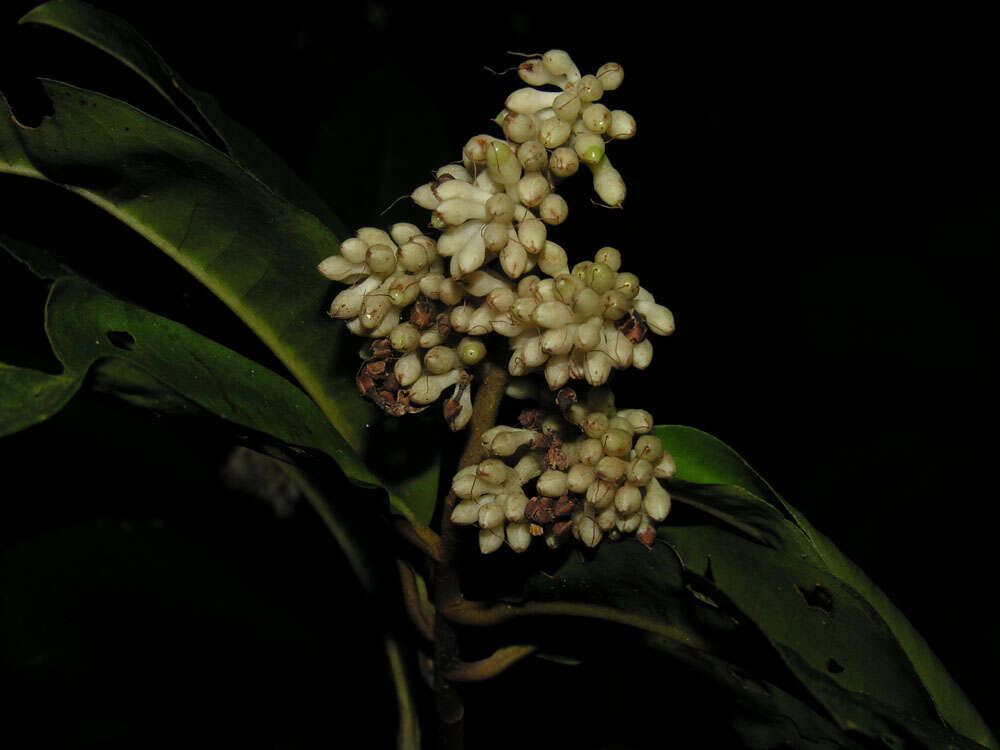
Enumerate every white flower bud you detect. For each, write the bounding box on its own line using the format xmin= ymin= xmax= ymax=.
xmin=626 ymin=458 xmax=654 ymax=486
xmin=617 ymin=512 xmax=642 ymax=533
xmin=577 ymin=515 xmax=602 ymax=548
xmin=483 ymin=220 xmax=510 ymax=252
xmin=597 ymin=455 xmax=627 ymax=483
xmin=590 ymin=155 xmax=626 ymax=207
xmin=389 ymin=222 xmax=422 ymax=246
xmin=533 ymin=301 xmax=574 ymax=329
xmin=654 ymin=452 xmax=677 ymax=479
xmin=517 ymin=217 xmax=547 ymax=254
xmin=542 ymin=49 xmax=580 ymax=80
xmin=586 ymin=479 xmax=617 ymax=509
xmin=389 ymin=322 xmax=421 ymax=353
xmin=388 ymin=275 xmax=421 ymax=307
xmin=434 ymin=179 xmax=494 ymax=203
xmin=596 ymin=62 xmax=624 ymax=90
xmin=367 ymin=308 xmax=400 ymax=339
xmin=357 ymin=227 xmax=395 ymax=249
xmin=632 ymin=339 xmax=654 ymax=369
xmin=513 ymin=453 xmax=543 ymax=485
xmin=435 ymin=198 xmax=489 ymax=226
xmin=466 ymin=305 xmax=494 ymax=336
xmin=394 ymin=351 xmax=422 ymax=387
xmin=424 ymin=345 xmax=458 ymax=375
xmin=549 ymin=148 xmax=579 ymax=179
xmin=517 ymin=172 xmax=550 ymax=207
xmin=541 ymin=325 xmax=575 ymax=355
xmin=608 ymin=110 xmax=637 ymax=140
xmin=522 ymin=335 xmax=549 ymax=368
xmin=644 ymin=477 xmax=671 ymax=521
xmin=601 ymin=428 xmax=632 ymax=458
xmin=439 ymin=278 xmax=465 ymax=306
xmin=579 ymin=438 xmax=604 ymax=466
xmin=500 ymin=240 xmax=529 ymax=278
xmin=584 ymin=349 xmax=613 ymax=386
xmin=594 ymin=246 xmax=622 ymax=272
xmin=486 ymin=141 xmax=523 ymax=185
xmin=582 ymin=103 xmax=612 ymax=134
xmin=504 ymin=491 xmax=529 ymax=522
xmin=617 ymin=409 xmax=654 ymax=434
xmin=614 ymin=484 xmax=642 ymax=514
xmin=398 ymin=242 xmax=432 ymax=273
xmin=451 ymin=499 xmax=481 ymax=525
xmin=506 ymin=88 xmax=561 ymax=114
xmin=479 ymin=527 xmax=505 ymax=554
xmin=408 ymin=369 xmax=461 ymax=405
xmin=436 ymin=164 xmax=473 ymax=182
xmin=482 ymin=426 xmax=536 ymax=456
xmin=553 ymin=91 xmax=581 ymax=122
xmin=567 ymin=463 xmax=597 ymax=494
xmin=479 ymin=500 xmax=505 ymax=529
xmin=539 ymin=193 xmax=568 ymax=225
xmin=438 ymin=221 xmax=483 ymax=257
xmin=485 ymin=193 xmax=515 ymax=222
xmin=537 ymin=469 xmax=569 ymax=497
xmin=506 ymin=522 xmax=532 ymax=553
xmin=419 ymin=328 xmax=445 ymax=349
xmin=595 ymin=505 xmax=618 ymax=532
xmin=456 ymin=235 xmax=487 ymax=276
xmin=412 ymin=183 xmax=440 ymax=209
xmin=573 ymin=132 xmax=605 ymax=166
xmin=503 ymin=112 xmax=538 ymax=143
xmin=339 ymin=237 xmax=368 ymax=263
xmin=634 ymin=435 xmax=664 ymax=464
xmin=538 ymin=118 xmax=571 ymax=148
xmin=577 ymin=75 xmax=604 ymax=103
xmin=634 ymin=300 xmax=675 ymax=335
xmin=538 ymin=241 xmax=569 ymax=277
xmin=486 ymin=286 xmax=516 ymax=312
xmin=463 ymin=134 xmax=498 ymax=165
xmin=574 ymin=318 xmax=602 ymax=350
xmin=328 ymin=276 xmax=380 ymax=319
xmin=544 ymin=355 xmax=571 ymax=390
xmin=318 ymin=255 xmax=367 ymax=282
xmin=457 ymin=337 xmax=487 ymax=365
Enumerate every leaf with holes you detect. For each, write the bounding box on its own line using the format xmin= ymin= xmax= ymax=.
xmin=19 ymin=0 xmax=347 ymax=237
xmin=0 ymin=235 xmax=438 ymax=525
xmin=500 ymin=432 xmax=993 ymax=748
xmin=0 ymin=82 xmax=438 ymax=527
xmin=656 ymin=425 xmax=997 ymax=749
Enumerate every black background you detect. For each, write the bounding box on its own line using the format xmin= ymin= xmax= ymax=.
xmin=1 ymin=1 xmax=998 ymax=747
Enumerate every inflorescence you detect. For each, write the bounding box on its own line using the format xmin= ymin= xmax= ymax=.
xmin=319 ymin=49 xmax=676 ymax=550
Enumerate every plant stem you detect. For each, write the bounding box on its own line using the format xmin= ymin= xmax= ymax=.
xmin=432 ymin=361 xmax=508 ymax=750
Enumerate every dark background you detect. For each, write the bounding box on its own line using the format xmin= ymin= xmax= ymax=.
xmin=1 ymin=1 xmax=997 ymax=747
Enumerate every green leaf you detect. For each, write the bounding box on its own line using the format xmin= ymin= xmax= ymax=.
xmin=19 ymin=0 xmax=347 ymax=237
xmin=0 ymin=237 xmax=437 ymax=525
xmin=0 ymin=81 xmax=438 ymax=526
xmin=656 ymin=425 xmax=997 ymax=749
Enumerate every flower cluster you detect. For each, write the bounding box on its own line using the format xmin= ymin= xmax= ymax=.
xmin=450 ymin=388 xmax=676 ymax=553
xmin=320 ymin=49 xmax=678 ymax=549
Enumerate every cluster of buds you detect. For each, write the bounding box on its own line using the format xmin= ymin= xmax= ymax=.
xmin=320 ymin=50 xmax=680 ymax=550
xmin=450 ymin=388 xmax=675 ymax=553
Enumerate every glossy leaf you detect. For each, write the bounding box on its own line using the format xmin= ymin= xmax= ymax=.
xmin=508 ymin=428 xmax=993 ymax=748
xmin=19 ymin=0 xmax=348 ymax=237
xmin=0 ymin=236 xmax=437 ymax=525
xmin=0 ymin=82 xmax=438 ymax=526
xmin=656 ymin=425 xmax=997 ymax=749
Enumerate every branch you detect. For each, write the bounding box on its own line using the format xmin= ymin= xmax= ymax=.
xmin=432 ymin=361 xmax=508 ymax=750
xmin=445 ymin=645 xmax=538 ymax=682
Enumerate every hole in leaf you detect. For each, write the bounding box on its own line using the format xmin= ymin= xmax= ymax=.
xmin=826 ymin=658 xmax=845 ymax=673
xmin=796 ymin=582 xmax=834 ymax=615
xmin=2 ymin=77 xmax=54 ymax=128
xmin=703 ymin=555 xmax=715 ymax=583
xmin=106 ymin=330 xmax=136 ymax=351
